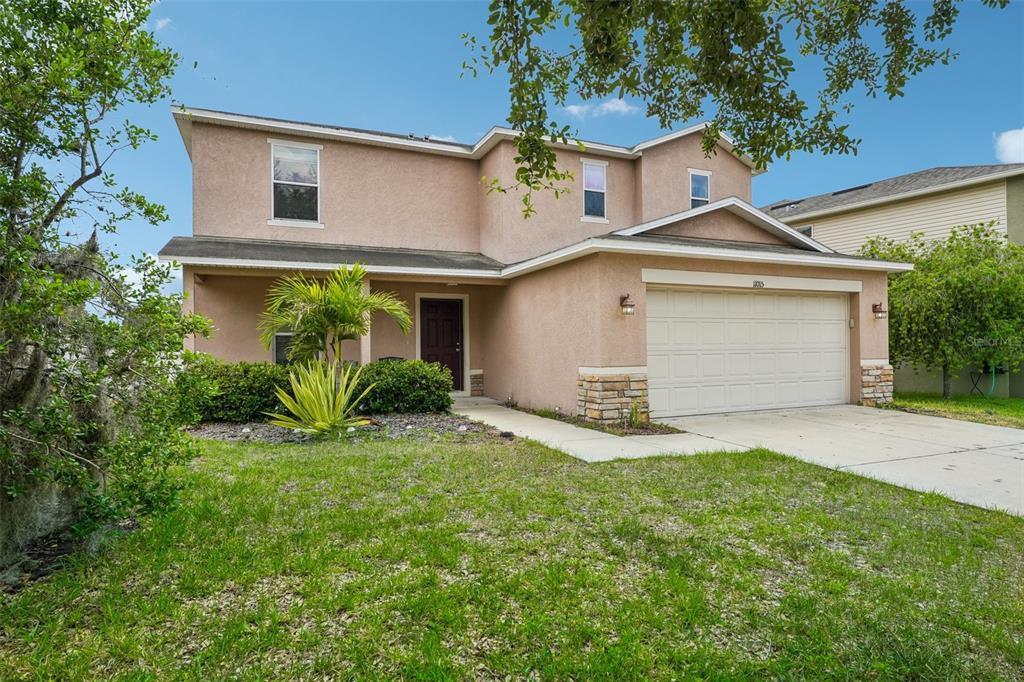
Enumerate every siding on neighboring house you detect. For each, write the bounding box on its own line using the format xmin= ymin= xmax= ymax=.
xmin=790 ymin=180 xmax=1008 ymax=254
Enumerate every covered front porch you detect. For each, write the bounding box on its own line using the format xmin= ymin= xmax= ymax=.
xmin=181 ymin=265 xmax=506 ymax=396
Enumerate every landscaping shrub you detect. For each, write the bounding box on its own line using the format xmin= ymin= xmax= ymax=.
xmin=172 ymin=352 xmax=220 ymax=425
xmin=174 ymin=354 xmax=289 ymax=423
xmin=356 ymin=359 xmax=453 ymax=414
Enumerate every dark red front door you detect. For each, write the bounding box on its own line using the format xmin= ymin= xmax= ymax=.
xmin=420 ymin=298 xmax=463 ymax=391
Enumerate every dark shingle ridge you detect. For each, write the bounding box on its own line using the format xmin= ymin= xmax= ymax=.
xmin=159 ymin=235 xmax=505 ymax=270
xmin=762 ymin=164 xmax=1024 ymax=220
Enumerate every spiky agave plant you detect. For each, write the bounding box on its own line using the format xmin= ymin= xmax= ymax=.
xmin=265 ymin=360 xmax=375 ymax=435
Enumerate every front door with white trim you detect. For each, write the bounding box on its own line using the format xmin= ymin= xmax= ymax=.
xmin=646 ymin=287 xmax=849 ymax=417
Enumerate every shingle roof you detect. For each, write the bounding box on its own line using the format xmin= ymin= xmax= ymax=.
xmin=763 ymin=164 xmax=1024 ymax=221
xmin=158 ymin=236 xmax=505 ymax=272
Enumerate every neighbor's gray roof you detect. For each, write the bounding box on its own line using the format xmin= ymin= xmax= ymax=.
xmin=158 ymin=236 xmax=505 ymax=272
xmin=763 ymin=164 xmax=1024 ymax=221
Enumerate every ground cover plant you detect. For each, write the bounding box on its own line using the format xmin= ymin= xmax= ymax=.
xmin=1 ymin=436 xmax=1021 ymax=679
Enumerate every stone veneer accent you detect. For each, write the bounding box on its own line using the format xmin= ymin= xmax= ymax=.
xmin=469 ymin=371 xmax=484 ymax=397
xmin=860 ymin=362 xmax=894 ymax=406
xmin=577 ymin=371 xmax=649 ymax=424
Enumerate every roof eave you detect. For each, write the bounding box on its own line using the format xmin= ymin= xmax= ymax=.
xmin=172 ymin=105 xmax=760 ymax=168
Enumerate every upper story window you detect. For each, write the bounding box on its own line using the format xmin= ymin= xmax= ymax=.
xmin=797 ymin=225 xmax=814 ymax=237
xmin=689 ymin=169 xmax=711 ymax=209
xmin=271 ymin=140 xmax=320 ymax=223
xmin=582 ymin=159 xmax=607 ymax=221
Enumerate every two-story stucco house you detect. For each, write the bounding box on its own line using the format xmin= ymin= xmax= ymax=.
xmin=764 ymin=163 xmax=1024 ymax=398
xmin=158 ymin=106 xmax=910 ymax=421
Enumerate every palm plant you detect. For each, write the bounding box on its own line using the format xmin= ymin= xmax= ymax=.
xmin=258 ymin=264 xmax=412 ymax=363
xmin=265 ymin=360 xmax=374 ymax=435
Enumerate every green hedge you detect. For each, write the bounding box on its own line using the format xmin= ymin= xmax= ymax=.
xmin=356 ymin=359 xmax=453 ymax=414
xmin=175 ymin=355 xmax=452 ymax=423
xmin=174 ymin=353 xmax=289 ymax=423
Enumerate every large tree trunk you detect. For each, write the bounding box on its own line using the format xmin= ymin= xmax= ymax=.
xmin=942 ymin=362 xmax=952 ymax=400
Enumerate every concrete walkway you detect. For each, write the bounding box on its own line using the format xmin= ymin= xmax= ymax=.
xmin=452 ymin=398 xmax=744 ymax=462
xmin=661 ymin=405 xmax=1024 ymax=516
xmin=454 ymin=399 xmax=1024 ymax=515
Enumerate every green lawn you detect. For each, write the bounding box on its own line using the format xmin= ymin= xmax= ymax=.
xmin=893 ymin=391 xmax=1024 ymax=429
xmin=2 ymin=434 xmax=1023 ymax=679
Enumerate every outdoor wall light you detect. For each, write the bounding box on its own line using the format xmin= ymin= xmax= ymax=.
xmin=872 ymin=303 xmax=888 ymax=319
xmin=620 ymin=294 xmax=636 ymax=316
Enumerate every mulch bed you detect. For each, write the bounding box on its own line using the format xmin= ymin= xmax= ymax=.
xmin=518 ymin=408 xmax=683 ymax=436
xmin=186 ymin=412 xmax=497 ymax=444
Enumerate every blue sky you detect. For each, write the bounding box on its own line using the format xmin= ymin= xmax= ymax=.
xmin=111 ymin=0 xmax=1024 ymax=268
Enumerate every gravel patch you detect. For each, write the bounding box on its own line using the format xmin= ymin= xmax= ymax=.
xmin=187 ymin=412 xmax=494 ymax=444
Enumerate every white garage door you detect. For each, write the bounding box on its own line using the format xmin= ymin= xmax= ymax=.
xmin=646 ymin=287 xmax=849 ymax=417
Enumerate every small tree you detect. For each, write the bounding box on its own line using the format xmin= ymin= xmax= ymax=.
xmin=1 ymin=0 xmax=210 ymax=539
xmin=258 ymin=264 xmax=412 ymax=365
xmin=861 ymin=224 xmax=1024 ymax=399
xmin=463 ymin=1 xmax=1008 ymax=215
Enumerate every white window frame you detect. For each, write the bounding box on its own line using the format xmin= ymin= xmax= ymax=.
xmin=268 ymin=138 xmax=323 ymax=228
xmin=581 ymin=158 xmax=609 ymax=223
xmin=797 ymin=225 xmax=814 ymax=238
xmin=271 ymin=331 xmax=295 ymax=365
xmin=688 ymin=168 xmax=711 ymax=209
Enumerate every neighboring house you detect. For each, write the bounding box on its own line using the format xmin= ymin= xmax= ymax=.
xmin=158 ymin=106 xmax=908 ymax=421
xmin=764 ymin=163 xmax=1024 ymax=398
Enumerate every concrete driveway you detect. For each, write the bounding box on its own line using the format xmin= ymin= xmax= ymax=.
xmin=659 ymin=405 xmax=1024 ymax=516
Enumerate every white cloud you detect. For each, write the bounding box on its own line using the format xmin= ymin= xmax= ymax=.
xmin=563 ymin=98 xmax=640 ymax=119
xmin=120 ymin=254 xmax=181 ymax=295
xmin=994 ymin=128 xmax=1024 ymax=163
xmin=428 ymin=134 xmax=457 ymax=143
xmin=154 ymin=17 xmax=172 ymax=31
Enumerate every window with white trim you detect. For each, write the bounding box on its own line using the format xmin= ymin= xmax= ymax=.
xmin=689 ymin=169 xmax=710 ymax=208
xmin=582 ymin=161 xmax=606 ymax=219
xmin=797 ymin=225 xmax=814 ymax=238
xmin=272 ymin=143 xmax=319 ymax=222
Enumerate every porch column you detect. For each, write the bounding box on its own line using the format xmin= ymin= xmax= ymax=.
xmin=360 ymin=279 xmax=372 ymax=365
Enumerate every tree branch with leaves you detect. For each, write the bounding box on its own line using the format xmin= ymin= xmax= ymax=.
xmin=464 ymin=0 xmax=1008 ymax=216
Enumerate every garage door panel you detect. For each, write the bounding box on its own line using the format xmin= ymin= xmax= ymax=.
xmin=648 ymin=354 xmax=670 ymax=380
xmin=727 ymin=354 xmax=751 ymax=376
xmin=647 ymin=287 xmax=849 ymax=417
xmin=670 ymin=353 xmax=698 ymax=379
xmin=647 ymin=289 xmax=670 ymax=314
xmin=700 ymin=353 xmax=725 ymax=378
xmin=672 ymin=320 xmax=698 ymax=345
xmin=647 ymin=319 xmax=670 ymax=346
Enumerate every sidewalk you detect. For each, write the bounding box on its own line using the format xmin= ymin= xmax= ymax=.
xmin=452 ymin=399 xmax=744 ymax=463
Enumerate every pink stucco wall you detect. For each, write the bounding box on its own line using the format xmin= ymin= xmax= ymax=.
xmin=190 ymin=123 xmax=756 ymax=264
xmin=191 ymin=122 xmax=482 ymax=252
xmin=637 ymin=134 xmax=753 ymax=222
xmin=482 ymin=253 xmax=889 ymax=413
xmin=187 ymin=253 xmax=889 ymax=414
xmin=477 ymin=141 xmax=640 ymax=264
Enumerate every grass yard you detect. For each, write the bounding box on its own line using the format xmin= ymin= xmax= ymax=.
xmin=893 ymin=391 xmax=1024 ymax=429
xmin=2 ymin=434 xmax=1023 ymax=679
